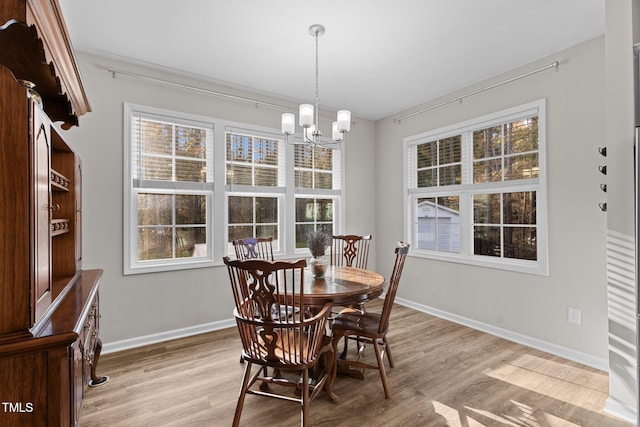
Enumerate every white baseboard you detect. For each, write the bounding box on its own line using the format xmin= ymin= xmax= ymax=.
xmin=103 ymin=299 xmax=609 ymax=371
xmin=101 ymin=318 xmax=235 ymax=355
xmin=394 ymin=297 xmax=609 ymax=372
xmin=605 ymin=397 xmax=638 ymax=425
xmin=100 ymin=297 xmax=634 ymax=423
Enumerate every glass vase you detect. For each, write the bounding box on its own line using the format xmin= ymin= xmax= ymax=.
xmin=309 ymin=255 xmax=328 ymax=278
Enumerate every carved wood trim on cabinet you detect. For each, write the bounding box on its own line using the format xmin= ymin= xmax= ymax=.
xmin=0 ymin=0 xmax=91 ymax=128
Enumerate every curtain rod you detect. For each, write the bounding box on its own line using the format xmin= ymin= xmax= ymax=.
xmin=107 ymin=66 xmax=293 ymax=112
xmin=393 ymin=61 xmax=559 ymax=123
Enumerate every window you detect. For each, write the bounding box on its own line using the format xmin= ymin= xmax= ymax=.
xmin=294 ymin=144 xmax=338 ymax=190
xmin=295 ymin=197 xmax=334 ymax=248
xmin=125 ymin=105 xmax=345 ymax=274
xmin=404 ymin=100 xmax=547 ymax=274
xmin=225 ymin=130 xmax=284 ymax=254
xmin=226 ymin=131 xmax=342 ymax=253
xmin=293 ymin=145 xmax=341 ymax=248
xmin=124 ymin=105 xmax=214 ymax=274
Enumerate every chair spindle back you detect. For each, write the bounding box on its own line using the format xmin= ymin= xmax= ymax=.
xmin=233 ymin=237 xmax=274 ymax=261
xmin=330 ymin=234 xmax=372 ymax=269
xmin=224 ymin=257 xmax=330 ymax=368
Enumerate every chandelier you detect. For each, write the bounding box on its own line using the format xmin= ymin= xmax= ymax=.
xmin=281 ymin=24 xmax=351 ymax=148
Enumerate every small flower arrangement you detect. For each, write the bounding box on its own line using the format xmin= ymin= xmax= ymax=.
xmin=307 ymin=229 xmax=329 ymax=258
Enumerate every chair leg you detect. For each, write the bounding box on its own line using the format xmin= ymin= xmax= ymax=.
xmin=383 ymin=336 xmax=394 ymax=368
xmin=233 ymin=361 xmax=253 ymax=427
xmin=301 ymin=369 xmax=310 ymax=427
xmin=330 ymin=334 xmax=341 ymax=390
xmin=322 ymin=345 xmax=338 ymax=402
xmin=372 ymin=340 xmax=391 ymax=399
xmin=339 ymin=336 xmax=349 ymax=359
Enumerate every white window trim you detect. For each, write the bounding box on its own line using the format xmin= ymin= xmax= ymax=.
xmin=124 ymin=103 xmax=346 ymax=274
xmin=403 ymin=99 xmax=548 ymax=275
xmin=123 ymin=103 xmax=219 ymax=274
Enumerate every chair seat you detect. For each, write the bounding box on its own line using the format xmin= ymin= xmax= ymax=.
xmin=332 ymin=311 xmax=386 ymax=338
xmin=243 ymin=331 xmax=333 ymax=369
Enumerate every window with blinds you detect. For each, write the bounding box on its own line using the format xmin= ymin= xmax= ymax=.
xmin=225 ymin=129 xmax=284 ymax=254
xmin=125 ymin=105 xmax=214 ymax=274
xmin=125 ymin=103 xmax=345 ymax=273
xmin=404 ymin=100 xmax=547 ymax=275
xmin=293 ymin=144 xmax=341 ymax=248
xmin=294 ymin=144 xmax=340 ymax=190
xmin=225 ymin=131 xmax=281 ymax=187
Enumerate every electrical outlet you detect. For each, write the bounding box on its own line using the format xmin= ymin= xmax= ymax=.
xmin=568 ymin=307 xmax=581 ymax=325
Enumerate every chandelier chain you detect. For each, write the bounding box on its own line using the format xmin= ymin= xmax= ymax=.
xmin=314 ymin=30 xmax=320 ymax=105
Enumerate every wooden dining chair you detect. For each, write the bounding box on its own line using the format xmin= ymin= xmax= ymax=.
xmin=232 ymin=237 xmax=275 ymax=261
xmin=328 ymin=234 xmax=373 ymax=356
xmin=231 ymin=237 xmax=275 ymax=363
xmin=330 ymin=234 xmax=372 ymax=270
xmin=223 ymin=257 xmax=336 ymax=427
xmin=330 ymin=242 xmax=410 ymax=399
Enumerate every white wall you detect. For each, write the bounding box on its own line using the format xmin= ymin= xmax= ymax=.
xmin=375 ymin=37 xmax=609 ymax=368
xmin=60 ymin=53 xmax=376 ymax=347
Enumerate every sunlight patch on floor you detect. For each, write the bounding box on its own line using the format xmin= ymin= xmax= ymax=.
xmin=484 ymin=354 xmax=608 ymax=411
xmin=433 ymin=399 xmax=584 ymax=427
xmin=463 ymin=406 xmax=522 ymax=426
xmin=433 ymin=400 xmax=518 ymax=426
xmin=502 ymin=400 xmax=581 ymax=427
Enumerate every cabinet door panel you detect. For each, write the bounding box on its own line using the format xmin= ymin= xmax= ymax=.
xmin=32 ymin=106 xmax=51 ymax=323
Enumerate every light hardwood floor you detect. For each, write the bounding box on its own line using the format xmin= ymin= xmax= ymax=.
xmin=80 ymin=301 xmax=633 ymax=426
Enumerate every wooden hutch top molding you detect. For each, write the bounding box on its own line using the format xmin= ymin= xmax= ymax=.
xmin=0 ymin=0 xmax=90 ymax=128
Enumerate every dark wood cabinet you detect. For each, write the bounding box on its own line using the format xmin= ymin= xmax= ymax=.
xmin=0 ymin=1 xmax=105 ymax=425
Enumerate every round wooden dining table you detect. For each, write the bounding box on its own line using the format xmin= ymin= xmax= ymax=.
xmin=300 ymin=265 xmax=386 ymax=308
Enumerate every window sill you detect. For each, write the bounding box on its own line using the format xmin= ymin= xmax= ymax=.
xmin=124 ymin=258 xmax=218 ymax=275
xmin=409 ymin=250 xmax=548 ymax=276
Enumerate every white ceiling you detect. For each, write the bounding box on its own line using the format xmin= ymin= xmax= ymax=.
xmin=58 ymin=0 xmax=605 ymax=121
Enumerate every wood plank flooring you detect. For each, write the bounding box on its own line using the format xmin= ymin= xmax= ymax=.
xmin=80 ymin=301 xmax=633 ymax=426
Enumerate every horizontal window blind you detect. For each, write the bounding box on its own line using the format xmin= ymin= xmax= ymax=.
xmin=131 ymin=111 xmax=214 ymax=185
xmin=294 ymin=144 xmax=341 ymax=190
xmin=225 ymin=130 xmax=284 ymax=188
